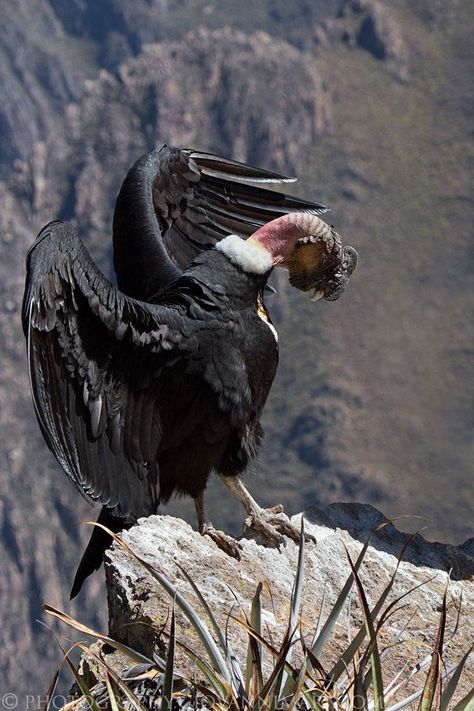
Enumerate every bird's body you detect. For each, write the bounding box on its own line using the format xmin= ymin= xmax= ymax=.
xmin=22 ymin=145 xmax=357 ymax=596
xmin=123 ymin=246 xmax=279 ymax=504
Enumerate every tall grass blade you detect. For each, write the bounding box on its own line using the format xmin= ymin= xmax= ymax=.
xmin=41 ymin=640 xmax=93 ymax=711
xmin=259 ymin=632 xmax=293 ymax=705
xmin=311 ymin=584 xmax=327 ymax=649
xmin=452 ymin=688 xmax=474 ymax=711
xmin=417 ymin=583 xmax=447 ymax=711
xmin=345 ymin=546 xmax=385 ymax=711
xmin=246 ymin=582 xmax=263 ymax=701
xmin=104 ymin=674 xmax=121 ymax=711
xmin=62 ymin=648 xmax=102 ymax=711
xmin=290 ymin=519 xmax=306 ymax=632
xmin=304 ymin=644 xmax=330 ymax=687
xmin=41 ymin=663 xmax=61 ymax=711
xmin=162 ymin=606 xmax=176 ymax=711
xmin=280 ymin=520 xmax=306 ymax=697
xmin=177 ymin=564 xmax=245 ymax=696
xmin=386 ymin=687 xmax=425 ymax=710
xmin=353 ymin=661 xmax=369 ymax=711
xmin=440 ymin=645 xmax=473 ymax=711
xmin=312 ymin=537 xmax=370 ymax=657
xmin=175 ymin=638 xmax=236 ymax=708
xmin=43 ymin=604 xmax=163 ymax=669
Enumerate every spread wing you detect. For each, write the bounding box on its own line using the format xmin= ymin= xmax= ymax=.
xmin=22 ymin=220 xmax=210 ymax=521
xmin=113 ymin=145 xmax=328 ymax=297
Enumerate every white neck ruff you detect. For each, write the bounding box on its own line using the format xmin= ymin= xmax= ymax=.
xmin=215 ymin=234 xmax=273 ymax=274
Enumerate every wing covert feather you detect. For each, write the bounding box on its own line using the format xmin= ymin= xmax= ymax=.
xmin=23 ymin=221 xmax=197 ymax=520
xmin=151 ymin=145 xmax=329 ymax=269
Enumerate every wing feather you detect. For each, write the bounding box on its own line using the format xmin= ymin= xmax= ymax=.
xmin=23 ymin=220 xmax=198 ymax=520
xmin=155 ymin=147 xmax=328 ymax=270
xmin=114 ymin=145 xmax=329 ymax=288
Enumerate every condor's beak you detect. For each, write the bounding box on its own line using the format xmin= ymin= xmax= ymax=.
xmin=309 ymin=289 xmax=324 ymax=301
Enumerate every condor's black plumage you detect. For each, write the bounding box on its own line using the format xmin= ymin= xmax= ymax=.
xmin=23 ymin=219 xmax=277 ymax=593
xmin=23 ymin=144 xmax=356 ymax=597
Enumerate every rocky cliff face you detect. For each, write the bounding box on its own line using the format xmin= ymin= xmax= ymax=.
xmin=0 ymin=0 xmax=472 ymax=701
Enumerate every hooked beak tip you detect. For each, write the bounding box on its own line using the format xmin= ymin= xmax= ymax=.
xmin=309 ymin=289 xmax=324 ymax=302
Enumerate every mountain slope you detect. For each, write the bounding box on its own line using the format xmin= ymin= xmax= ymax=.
xmin=0 ymin=0 xmax=472 ymax=699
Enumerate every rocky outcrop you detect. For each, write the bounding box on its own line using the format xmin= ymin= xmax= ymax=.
xmin=0 ymin=1 xmax=95 ymax=176
xmin=78 ymin=505 xmax=474 ymax=705
xmin=314 ymin=0 xmax=409 ymax=81
xmin=308 ymin=502 xmax=474 ymax=580
xmin=64 ymin=27 xmax=331 ymax=245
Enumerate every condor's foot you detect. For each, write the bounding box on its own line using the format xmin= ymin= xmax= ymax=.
xmin=199 ymin=521 xmax=242 ymax=560
xmin=244 ymin=505 xmax=301 ymax=547
xmin=219 ymin=475 xmax=316 ymax=550
xmin=194 ymin=493 xmax=242 ymax=559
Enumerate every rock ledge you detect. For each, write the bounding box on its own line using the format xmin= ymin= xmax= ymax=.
xmin=99 ymin=504 xmax=473 ymax=700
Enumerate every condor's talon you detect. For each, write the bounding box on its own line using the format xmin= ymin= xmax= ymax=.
xmin=244 ymin=512 xmax=286 ymax=548
xmin=199 ymin=522 xmax=242 ymax=560
xmin=244 ymin=508 xmax=315 ymax=548
xmin=194 ymin=495 xmax=242 ymax=559
xmin=270 ymin=516 xmax=316 ymax=545
xmin=266 ymin=504 xmax=284 ymax=514
xmin=219 ymin=475 xmax=316 ymax=549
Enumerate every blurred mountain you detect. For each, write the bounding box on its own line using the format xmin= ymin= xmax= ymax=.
xmin=0 ymin=0 xmax=472 ymax=700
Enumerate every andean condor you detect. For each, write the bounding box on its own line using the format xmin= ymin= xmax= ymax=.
xmin=22 ymin=145 xmax=357 ymax=597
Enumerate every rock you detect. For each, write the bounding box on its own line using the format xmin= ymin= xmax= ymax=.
xmin=93 ymin=506 xmax=474 ymax=705
xmin=352 ymin=1 xmax=409 ymax=81
xmin=307 ymin=502 xmax=474 ymax=580
xmin=314 ymin=0 xmax=410 ymax=82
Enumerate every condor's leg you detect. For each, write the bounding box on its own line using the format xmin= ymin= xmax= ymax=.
xmin=194 ymin=492 xmax=242 ymax=559
xmin=219 ymin=474 xmax=315 ymax=546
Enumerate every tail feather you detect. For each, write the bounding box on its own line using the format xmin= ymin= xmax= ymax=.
xmin=70 ymin=508 xmax=129 ymax=599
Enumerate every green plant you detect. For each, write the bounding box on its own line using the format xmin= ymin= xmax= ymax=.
xmin=44 ymin=523 xmax=473 ymax=710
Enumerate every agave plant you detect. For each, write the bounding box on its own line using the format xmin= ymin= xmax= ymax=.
xmin=44 ymin=522 xmax=473 ymax=711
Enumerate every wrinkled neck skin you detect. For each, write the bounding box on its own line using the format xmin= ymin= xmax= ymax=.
xmin=248 ymin=213 xmax=314 ymax=266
